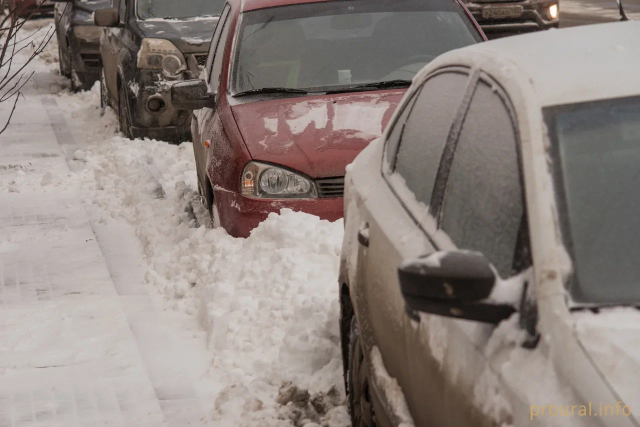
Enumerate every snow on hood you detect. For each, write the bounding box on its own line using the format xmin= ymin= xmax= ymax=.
xmin=231 ymin=91 xmax=405 ymax=178
xmin=574 ymin=307 xmax=640 ymax=417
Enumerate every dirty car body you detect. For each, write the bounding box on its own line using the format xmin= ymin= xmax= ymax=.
xmin=340 ymin=20 xmax=640 ymax=427
xmin=172 ymin=0 xmax=485 ymax=238
xmin=54 ymin=0 xmax=109 ymax=91
xmin=95 ymin=0 xmax=224 ymax=142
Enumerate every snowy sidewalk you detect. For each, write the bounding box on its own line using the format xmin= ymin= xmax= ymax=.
xmin=0 ymin=70 xmax=208 ymax=427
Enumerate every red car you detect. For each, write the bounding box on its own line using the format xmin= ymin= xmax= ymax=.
xmin=8 ymin=0 xmax=54 ymax=17
xmin=172 ymin=0 xmax=485 ymax=238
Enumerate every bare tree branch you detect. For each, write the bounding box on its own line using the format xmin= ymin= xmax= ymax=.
xmin=0 ymin=2 xmax=54 ymax=134
xmin=0 ymin=91 xmax=22 ymax=134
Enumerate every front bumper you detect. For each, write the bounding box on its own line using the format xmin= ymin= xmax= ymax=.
xmin=464 ymin=0 xmax=559 ymax=34
xmin=215 ymin=190 xmax=344 ymax=238
xmin=127 ymin=62 xmax=204 ymax=143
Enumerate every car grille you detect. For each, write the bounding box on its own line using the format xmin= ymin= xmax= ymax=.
xmin=316 ymin=177 xmax=344 ymax=198
xmin=194 ymin=54 xmax=208 ymax=68
xmin=81 ymin=53 xmax=102 ymax=68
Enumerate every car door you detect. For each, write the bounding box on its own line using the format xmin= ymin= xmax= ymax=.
xmin=194 ymin=3 xmax=230 ymax=184
xmin=416 ymin=72 xmax=530 ymax=427
xmin=354 ymin=68 xmax=472 ymax=426
xmin=102 ymin=0 xmax=126 ymax=100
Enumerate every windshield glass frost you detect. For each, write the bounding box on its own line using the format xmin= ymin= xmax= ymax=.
xmin=136 ymin=0 xmax=225 ymax=20
xmin=232 ymin=0 xmax=480 ymax=94
xmin=550 ymin=97 xmax=640 ymax=305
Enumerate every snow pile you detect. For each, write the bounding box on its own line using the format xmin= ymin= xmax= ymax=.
xmin=81 ymin=134 xmax=348 ymax=425
xmin=71 ymin=129 xmax=348 ymax=425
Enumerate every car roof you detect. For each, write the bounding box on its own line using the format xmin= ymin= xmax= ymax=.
xmin=423 ymin=21 xmax=640 ymax=108
xmin=242 ymin=0 xmax=333 ymax=12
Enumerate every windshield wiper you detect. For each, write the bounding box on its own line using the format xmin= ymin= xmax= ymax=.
xmin=326 ymin=79 xmax=412 ymax=94
xmin=233 ymin=87 xmax=310 ymax=98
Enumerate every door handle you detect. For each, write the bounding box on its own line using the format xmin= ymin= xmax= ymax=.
xmin=358 ymin=223 xmax=370 ymax=247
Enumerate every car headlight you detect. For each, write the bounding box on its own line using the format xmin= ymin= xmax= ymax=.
xmin=137 ymin=38 xmax=186 ymax=77
xmin=241 ymin=161 xmax=317 ymax=199
xmin=548 ymin=4 xmax=558 ymax=19
xmin=73 ymin=26 xmax=103 ymax=41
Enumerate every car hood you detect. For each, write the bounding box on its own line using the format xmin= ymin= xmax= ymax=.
xmin=574 ymin=307 xmax=640 ymax=418
xmin=137 ymin=18 xmax=218 ymax=53
xmin=231 ymin=90 xmax=405 ymax=179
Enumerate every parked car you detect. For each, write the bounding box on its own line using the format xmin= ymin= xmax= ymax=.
xmin=9 ymin=0 xmax=54 ymax=17
xmin=462 ymin=0 xmax=558 ymax=37
xmin=171 ymin=0 xmax=485 ymax=238
xmin=54 ymin=0 xmax=109 ymax=91
xmin=93 ymin=0 xmax=224 ymax=142
xmin=339 ymin=20 xmax=640 ymax=427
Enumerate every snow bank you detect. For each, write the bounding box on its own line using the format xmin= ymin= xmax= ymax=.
xmin=80 ymin=124 xmax=348 ymax=426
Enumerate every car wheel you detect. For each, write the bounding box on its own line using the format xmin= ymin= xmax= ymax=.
xmin=118 ymin=82 xmax=132 ymax=139
xmin=70 ymin=70 xmax=79 ymax=93
xmin=58 ymin=44 xmax=70 ymax=78
xmin=348 ymin=316 xmax=376 ymax=427
xmin=195 ymin=160 xmax=219 ymax=228
xmin=100 ymin=70 xmax=108 ymax=110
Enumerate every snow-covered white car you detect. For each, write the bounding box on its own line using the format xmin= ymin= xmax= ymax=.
xmin=339 ymin=20 xmax=640 ymax=427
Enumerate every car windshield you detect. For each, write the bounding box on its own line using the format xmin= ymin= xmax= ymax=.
xmin=231 ymin=0 xmax=482 ymax=95
xmin=136 ymin=0 xmax=225 ymax=20
xmin=547 ymin=96 xmax=640 ymax=305
xmin=76 ymin=0 xmax=111 ymax=10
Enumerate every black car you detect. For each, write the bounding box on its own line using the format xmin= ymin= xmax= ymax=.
xmin=54 ymin=0 xmax=110 ymax=91
xmin=462 ymin=0 xmax=559 ymax=37
xmin=94 ymin=0 xmax=224 ymax=142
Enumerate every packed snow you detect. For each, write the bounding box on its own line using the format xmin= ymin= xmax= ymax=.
xmin=2 ymin=19 xmax=349 ymax=427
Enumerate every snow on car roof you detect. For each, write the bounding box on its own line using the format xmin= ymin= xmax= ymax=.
xmin=425 ymin=20 xmax=640 ymax=108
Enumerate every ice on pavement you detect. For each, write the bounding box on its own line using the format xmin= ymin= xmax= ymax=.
xmin=0 ymin=20 xmax=349 ymax=427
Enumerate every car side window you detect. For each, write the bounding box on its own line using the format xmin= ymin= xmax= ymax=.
xmin=391 ymin=71 xmax=469 ymax=207
xmin=384 ymin=92 xmax=418 ymax=167
xmin=209 ymin=11 xmax=234 ymax=92
xmin=205 ymin=5 xmax=230 ymax=87
xmin=439 ymin=78 xmax=524 ymax=278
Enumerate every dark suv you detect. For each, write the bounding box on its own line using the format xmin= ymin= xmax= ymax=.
xmin=54 ymin=0 xmax=110 ymax=91
xmin=94 ymin=0 xmax=224 ymax=142
xmin=462 ymin=0 xmax=559 ymax=36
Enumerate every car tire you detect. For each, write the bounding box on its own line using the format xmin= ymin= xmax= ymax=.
xmin=348 ymin=316 xmax=376 ymax=427
xmin=58 ymin=44 xmax=70 ymax=78
xmin=118 ymin=82 xmax=132 ymax=139
xmin=195 ymin=157 xmax=219 ymax=228
xmin=100 ymin=70 xmax=108 ymax=110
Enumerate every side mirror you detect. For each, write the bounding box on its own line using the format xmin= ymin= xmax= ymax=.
xmin=94 ymin=8 xmax=119 ymax=27
xmin=398 ymin=251 xmax=517 ymax=324
xmin=171 ymin=80 xmax=216 ymax=111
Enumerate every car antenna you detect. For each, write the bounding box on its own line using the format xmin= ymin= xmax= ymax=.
xmin=617 ymin=0 xmax=629 ymax=21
